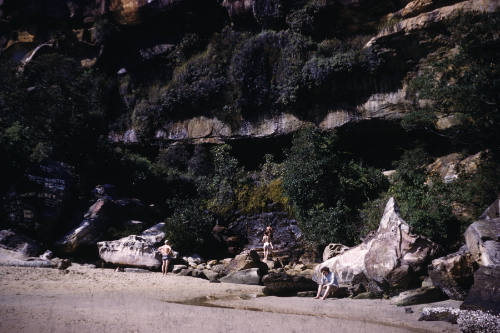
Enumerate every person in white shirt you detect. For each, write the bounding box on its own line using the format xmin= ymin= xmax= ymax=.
xmin=314 ymin=266 xmax=338 ymax=300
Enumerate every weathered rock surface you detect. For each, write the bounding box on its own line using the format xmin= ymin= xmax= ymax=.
xmin=262 ymin=271 xmax=316 ymax=296
xmin=220 ymin=268 xmax=261 ymax=285
xmin=366 ymin=0 xmax=500 ymax=48
xmin=390 ymin=287 xmax=447 ymax=306
xmin=461 ymin=266 xmax=500 ymax=315
xmin=223 ymin=249 xmax=268 ymax=275
xmin=318 ymin=198 xmax=439 ymax=292
xmin=57 ymin=198 xmax=118 ymax=253
xmin=97 ymin=222 xmax=166 ymax=269
xmin=428 ymin=245 xmax=475 ymax=300
xmin=322 ymin=243 xmax=350 ymax=262
xmin=464 ymin=218 xmax=500 ymax=268
xmin=426 ymin=152 xmax=483 ymax=184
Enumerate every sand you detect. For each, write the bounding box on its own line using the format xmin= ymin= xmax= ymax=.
xmin=0 ymin=265 xmax=461 ymax=333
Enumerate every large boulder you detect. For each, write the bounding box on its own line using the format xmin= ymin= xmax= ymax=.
xmin=428 ymin=245 xmax=475 ymax=300
xmin=57 ymin=198 xmax=119 ymax=253
xmin=322 ymin=243 xmax=350 ymax=262
xmin=464 ymin=218 xmax=500 ymax=268
xmin=461 ymin=266 xmax=500 ymax=315
xmin=390 ymin=287 xmax=447 ymax=306
xmin=97 ymin=223 xmax=166 ymax=269
xmin=0 ymin=229 xmax=41 ymax=257
xmin=262 ymin=271 xmax=317 ymax=296
xmin=223 ymin=249 xmax=268 ymax=275
xmin=220 ymin=268 xmax=261 ymax=285
xmin=318 ymin=198 xmax=439 ymax=292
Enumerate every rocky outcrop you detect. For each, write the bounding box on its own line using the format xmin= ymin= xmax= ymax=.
xmin=0 ymin=229 xmax=41 ymax=257
xmin=318 ymin=198 xmax=439 ymax=292
xmin=223 ymin=249 xmax=268 ymax=275
xmin=97 ymin=222 xmax=167 ymax=269
xmin=426 ymin=152 xmax=483 ymax=184
xmin=224 ymin=212 xmax=304 ymax=263
xmin=428 ymin=245 xmax=475 ymax=300
xmin=322 ymin=243 xmax=350 ymax=262
xmin=464 ymin=218 xmax=500 ymax=268
xmin=262 ymin=271 xmax=317 ymax=296
xmin=57 ymin=198 xmax=119 ymax=253
xmin=220 ymin=267 xmax=261 ymax=285
xmin=366 ymin=0 xmax=500 ymax=48
xmin=3 ymin=161 xmax=75 ymax=242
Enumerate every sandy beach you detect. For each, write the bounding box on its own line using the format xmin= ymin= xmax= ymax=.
xmin=0 ymin=265 xmax=462 ymax=333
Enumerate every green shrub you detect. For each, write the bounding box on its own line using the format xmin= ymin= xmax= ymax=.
xmin=282 ymin=127 xmax=388 ymax=246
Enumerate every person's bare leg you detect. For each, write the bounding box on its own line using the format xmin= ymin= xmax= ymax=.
xmin=263 ymin=247 xmax=268 ymax=261
xmin=161 ymin=260 xmax=166 ymax=275
xmin=314 ymin=285 xmax=323 ymax=299
xmin=164 ymin=260 xmax=169 ymax=276
xmin=321 ymin=285 xmax=332 ymax=300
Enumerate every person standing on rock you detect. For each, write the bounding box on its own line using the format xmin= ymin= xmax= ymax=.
xmin=158 ymin=240 xmax=173 ymax=276
xmin=262 ymin=231 xmax=273 ymax=261
xmin=314 ymin=266 xmax=338 ymax=300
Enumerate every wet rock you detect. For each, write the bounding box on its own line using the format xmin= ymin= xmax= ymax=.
xmin=428 ymin=245 xmax=475 ymax=300
xmin=461 ymin=266 xmax=500 ymax=315
xmin=220 ymin=268 xmax=261 ymax=285
xmin=319 ymin=198 xmax=439 ymax=291
xmin=391 ymin=287 xmax=447 ymax=306
xmin=262 ymin=272 xmax=316 ymax=296
xmin=55 ymin=258 xmax=72 ymax=270
xmin=353 ymin=291 xmax=383 ymax=300
xmin=297 ymin=291 xmax=316 ymax=297
xmin=322 ymin=243 xmax=350 ymax=262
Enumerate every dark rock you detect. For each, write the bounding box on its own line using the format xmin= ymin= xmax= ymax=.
xmin=220 ymin=268 xmax=261 ymax=285
xmin=192 ymin=269 xmax=206 ymax=279
xmin=0 ymin=229 xmax=41 ymax=257
xmin=329 ymin=286 xmax=350 ymax=299
xmin=461 ymin=266 xmax=500 ymax=315
xmin=262 ymin=272 xmax=316 ymax=296
xmin=391 ymin=287 xmax=447 ymax=306
xmin=405 ymin=307 xmax=414 ymax=314
xmin=479 ymin=197 xmax=500 ymax=220
xmin=297 ymin=291 xmax=316 ymax=297
xmin=428 ymin=245 xmax=475 ymax=300
xmin=353 ymin=291 xmax=383 ymax=299
xmin=177 ymin=268 xmax=193 ymax=276
xmin=419 ymin=307 xmax=460 ymax=323
xmin=4 ymin=161 xmax=74 ymax=242
xmin=55 ymin=258 xmax=72 ymax=270
xmin=226 ymin=212 xmax=305 ymax=263
xmin=172 ymin=265 xmax=188 ymax=273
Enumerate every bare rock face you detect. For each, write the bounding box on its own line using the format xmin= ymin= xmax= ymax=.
xmin=3 ymin=161 xmax=75 ymax=242
xmin=109 ymin=0 xmax=185 ymax=25
xmin=319 ymin=198 xmax=439 ymax=292
xmin=428 ymin=245 xmax=475 ymax=300
xmin=225 ymin=212 xmax=304 ymax=263
xmin=464 ymin=218 xmax=500 ymax=268
xmin=223 ymin=249 xmax=268 ymax=276
xmin=57 ymin=198 xmax=119 ymax=253
xmin=97 ymin=223 xmax=166 ymax=269
xmin=426 ymin=152 xmax=483 ymax=184
xmin=322 ymin=243 xmax=350 ymax=262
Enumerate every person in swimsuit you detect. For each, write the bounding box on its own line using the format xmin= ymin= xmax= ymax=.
xmin=262 ymin=231 xmax=273 ymax=261
xmin=158 ymin=240 xmax=173 ymax=276
xmin=314 ymin=266 xmax=338 ymax=300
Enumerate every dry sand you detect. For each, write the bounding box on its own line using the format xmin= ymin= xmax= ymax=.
xmin=0 ymin=265 xmax=461 ymax=333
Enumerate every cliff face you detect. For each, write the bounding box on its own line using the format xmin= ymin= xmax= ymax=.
xmin=4 ymin=0 xmax=497 ymax=145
